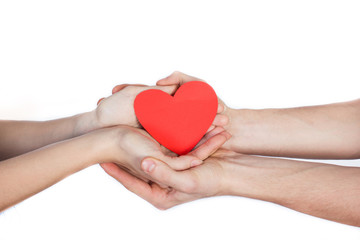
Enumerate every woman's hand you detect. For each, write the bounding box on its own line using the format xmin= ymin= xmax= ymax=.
xmin=99 ymin=125 xmax=231 ymax=186
xmin=96 ymin=79 xmax=229 ymax=131
xmin=95 ymin=84 xmax=177 ymax=128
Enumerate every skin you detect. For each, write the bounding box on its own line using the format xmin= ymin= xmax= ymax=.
xmin=156 ymin=71 xmax=360 ymax=159
xmin=102 ymin=71 xmax=360 ymax=227
xmin=103 ymin=150 xmax=360 ymax=226
xmin=0 ymin=82 xmax=230 ymax=212
xmin=0 ymin=83 xmax=225 ymax=161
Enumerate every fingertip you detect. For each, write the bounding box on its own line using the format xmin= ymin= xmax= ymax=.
xmin=97 ymin=98 xmax=105 ymax=105
xmin=112 ymin=84 xmax=128 ymax=94
xmin=217 ymin=103 xmax=224 ymax=113
xmin=190 ymin=159 xmax=203 ymax=167
xmin=206 ymin=125 xmax=215 ymax=133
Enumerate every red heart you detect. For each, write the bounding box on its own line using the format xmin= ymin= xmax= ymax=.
xmin=134 ymin=81 xmax=218 ymax=155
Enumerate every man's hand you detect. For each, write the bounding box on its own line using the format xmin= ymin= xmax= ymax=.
xmin=99 ymin=126 xmax=231 ymax=188
xmin=101 ymin=148 xmax=236 ymax=209
xmin=102 ymin=147 xmax=360 ymax=227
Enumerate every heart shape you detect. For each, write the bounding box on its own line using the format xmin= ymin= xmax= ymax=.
xmin=134 ymin=81 xmax=218 ymax=155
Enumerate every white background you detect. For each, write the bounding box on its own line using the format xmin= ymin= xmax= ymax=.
xmin=1 ymin=0 xmax=360 ymax=239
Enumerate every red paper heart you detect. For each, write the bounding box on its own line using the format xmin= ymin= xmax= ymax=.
xmin=134 ymin=81 xmax=218 ymax=155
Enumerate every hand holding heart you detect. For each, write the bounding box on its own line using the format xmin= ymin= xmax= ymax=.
xmin=97 ymin=126 xmax=231 ymax=188
xmin=95 ymin=84 xmax=177 ymax=128
xmin=96 ymin=74 xmax=231 ymax=190
xmin=95 ymin=81 xmax=227 ymax=131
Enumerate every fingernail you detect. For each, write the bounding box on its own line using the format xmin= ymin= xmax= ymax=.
xmin=191 ymin=160 xmax=202 ymax=167
xmin=142 ymin=159 xmax=156 ymax=173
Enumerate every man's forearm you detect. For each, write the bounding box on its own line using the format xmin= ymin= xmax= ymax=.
xmin=224 ymin=99 xmax=360 ymax=159
xmin=0 ymin=111 xmax=99 ymax=160
xmin=224 ymin=155 xmax=360 ymax=226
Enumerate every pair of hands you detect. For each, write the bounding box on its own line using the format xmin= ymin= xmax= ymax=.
xmin=93 ymin=72 xmax=236 ymax=208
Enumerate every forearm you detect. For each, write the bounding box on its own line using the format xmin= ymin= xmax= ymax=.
xmin=0 ymin=111 xmax=100 ymax=160
xmin=224 ymin=99 xmax=360 ymax=159
xmin=0 ymin=129 xmax=108 ymax=212
xmin=224 ymin=155 xmax=360 ymax=226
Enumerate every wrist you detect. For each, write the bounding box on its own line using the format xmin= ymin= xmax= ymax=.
xmin=223 ymin=108 xmax=253 ymax=152
xmin=88 ymin=126 xmax=126 ymax=165
xmin=72 ymin=110 xmax=102 ymax=137
xmin=220 ymin=154 xmax=279 ymax=202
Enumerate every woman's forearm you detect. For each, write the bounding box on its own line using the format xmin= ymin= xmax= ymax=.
xmin=0 ymin=129 xmax=109 ymax=212
xmin=224 ymin=155 xmax=360 ymax=226
xmin=0 ymin=111 xmax=100 ymax=160
xmin=224 ymin=99 xmax=360 ymax=159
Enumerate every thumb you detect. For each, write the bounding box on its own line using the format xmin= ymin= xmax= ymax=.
xmin=141 ymin=157 xmax=195 ymax=193
xmin=153 ymin=85 xmax=178 ymax=96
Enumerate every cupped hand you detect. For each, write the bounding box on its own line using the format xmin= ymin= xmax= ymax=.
xmin=100 ymin=125 xmax=231 ymax=187
xmin=100 ymin=148 xmax=239 ymax=210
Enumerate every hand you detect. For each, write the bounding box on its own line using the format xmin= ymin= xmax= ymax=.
xmin=95 ymin=84 xmax=178 ymax=128
xmin=100 ymin=148 xmax=240 ymax=210
xmin=156 ymin=71 xmax=238 ymax=148
xmin=97 ymin=80 xmax=228 ymax=131
xmin=100 ymin=125 xmax=231 ymax=187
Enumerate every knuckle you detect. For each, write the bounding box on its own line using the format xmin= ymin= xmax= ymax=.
xmin=172 ymin=70 xmax=181 ymax=76
xmin=157 ymin=168 xmax=171 ymax=182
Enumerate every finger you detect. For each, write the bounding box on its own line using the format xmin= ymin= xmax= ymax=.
xmin=156 ymin=71 xmax=203 ymax=86
xmin=112 ymin=84 xmax=148 ymax=94
xmin=100 ymin=163 xmax=154 ymax=199
xmin=163 ymin=128 xmax=231 ymax=171
xmin=206 ymin=125 xmax=215 ymax=133
xmin=186 ymin=128 xmax=231 ymax=161
xmin=97 ymin=97 xmax=105 ymax=105
xmin=212 ymin=114 xmax=229 ymax=126
xmin=141 ymin=158 xmax=196 ymax=193
xmin=196 ymin=126 xmax=228 ymax=148
xmin=153 ymin=85 xmax=178 ymax=96
xmin=217 ymin=103 xmax=224 ymax=113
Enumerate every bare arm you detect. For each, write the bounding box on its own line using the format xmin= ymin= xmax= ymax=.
xmin=0 ymin=112 xmax=99 ymax=160
xmin=0 ymin=125 xmax=228 ymax=212
xmin=224 ymin=99 xmax=360 ymax=159
xmin=0 ymin=128 xmax=105 ymax=211
xmin=224 ymin=154 xmax=360 ymax=226
xmin=0 ymin=84 xmax=179 ymax=161
xmin=156 ymin=71 xmax=360 ymax=159
xmin=104 ymin=149 xmax=360 ymax=226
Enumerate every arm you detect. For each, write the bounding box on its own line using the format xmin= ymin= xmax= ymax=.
xmin=157 ymin=71 xmax=360 ymax=159
xmin=0 ymin=84 xmax=176 ymax=161
xmin=104 ymin=150 xmax=360 ymax=226
xmin=0 ymin=125 xmax=229 ymax=212
xmin=224 ymin=99 xmax=360 ymax=159
xmin=0 ymin=83 xmax=225 ymax=161
xmin=0 ymin=112 xmax=99 ymax=160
